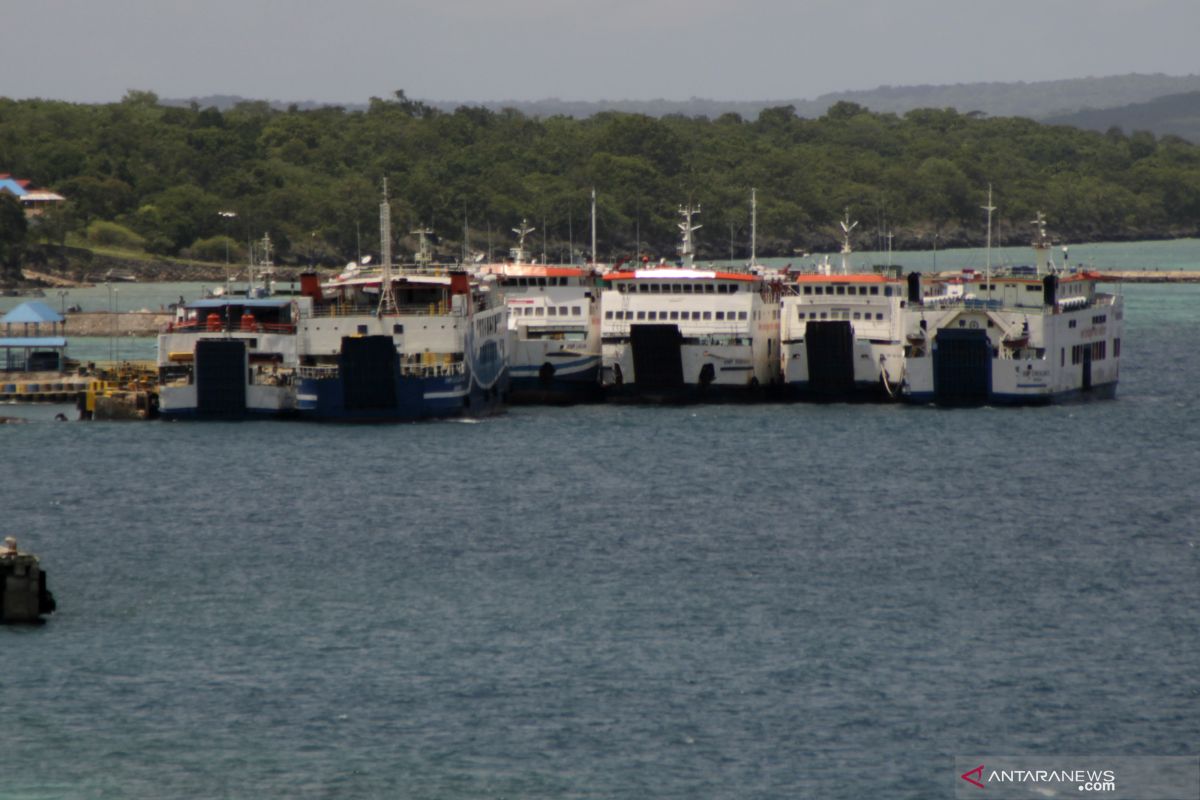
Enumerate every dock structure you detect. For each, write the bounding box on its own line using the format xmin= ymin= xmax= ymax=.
xmin=0 ymin=537 xmax=56 ymax=624
xmin=1094 ymin=270 xmax=1200 ymax=283
xmin=1 ymin=301 xmax=68 ymax=372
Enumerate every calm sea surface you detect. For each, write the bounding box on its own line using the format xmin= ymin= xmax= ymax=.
xmin=1 ymin=242 xmax=1198 ymax=798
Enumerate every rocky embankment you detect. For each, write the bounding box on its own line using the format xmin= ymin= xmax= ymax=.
xmin=7 ymin=245 xmax=308 ymax=288
xmin=65 ymin=312 xmax=172 ymax=336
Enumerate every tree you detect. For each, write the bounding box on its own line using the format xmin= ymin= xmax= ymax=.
xmin=0 ymin=193 xmax=28 ymax=279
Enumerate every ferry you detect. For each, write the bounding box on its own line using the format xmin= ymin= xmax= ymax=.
xmin=293 ymin=187 xmax=508 ymax=422
xmin=600 ymin=205 xmax=782 ymax=402
xmin=779 ymin=213 xmax=908 ymax=401
xmin=475 ymin=221 xmax=602 ymax=403
xmin=156 ymin=295 xmax=307 ymax=420
xmin=901 ymin=212 xmax=1123 ymax=405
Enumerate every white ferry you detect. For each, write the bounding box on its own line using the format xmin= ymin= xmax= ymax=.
xmin=600 ymin=205 xmax=781 ymax=401
xmin=901 ymin=214 xmax=1123 ymax=405
xmin=156 ymin=294 xmax=308 ymax=420
xmin=475 ymin=221 xmax=602 ymax=403
xmin=293 ymin=187 xmax=508 ymax=422
xmin=779 ymin=213 xmax=908 ymax=400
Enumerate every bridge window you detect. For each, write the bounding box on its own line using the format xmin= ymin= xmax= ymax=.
xmin=702 ymin=311 xmax=711 ymax=320
xmin=605 ymin=311 xmax=613 ymax=319
xmin=572 ymin=306 xmax=581 ymax=315
xmin=715 ymin=311 xmax=725 ymax=320
xmin=870 ymin=286 xmax=879 ymax=295
xmin=717 ymin=284 xmax=728 ymax=294
xmin=738 ymin=311 xmax=748 ymax=320
xmin=704 ymin=284 xmax=714 ymax=293
xmin=636 ymin=311 xmax=645 ymax=320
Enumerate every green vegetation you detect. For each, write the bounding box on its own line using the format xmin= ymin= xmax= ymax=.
xmin=86 ymin=219 xmax=145 ymax=249
xmin=1045 ymin=90 xmax=1200 ymax=145
xmin=1 ymin=89 xmax=1198 ymax=267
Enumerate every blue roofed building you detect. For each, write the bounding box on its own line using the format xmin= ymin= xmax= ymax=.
xmin=1 ymin=301 xmax=68 ymax=371
xmin=0 ymin=173 xmax=66 ymax=216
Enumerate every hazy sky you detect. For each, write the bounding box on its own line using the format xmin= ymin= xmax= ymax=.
xmin=4 ymin=0 xmax=1198 ymax=104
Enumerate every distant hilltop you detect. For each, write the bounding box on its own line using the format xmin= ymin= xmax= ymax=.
xmin=167 ymin=72 xmax=1200 ymax=140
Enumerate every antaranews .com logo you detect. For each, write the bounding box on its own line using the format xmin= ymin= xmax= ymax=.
xmin=955 ymin=756 xmax=1199 ymax=800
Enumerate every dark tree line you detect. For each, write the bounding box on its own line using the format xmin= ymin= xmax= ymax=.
xmin=1 ymin=89 xmax=1198 ymax=269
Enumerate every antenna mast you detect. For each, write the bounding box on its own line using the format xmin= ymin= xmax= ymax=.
xmin=377 ymin=178 xmax=398 ymax=316
xmin=839 ymin=208 xmax=859 ymax=276
xmin=750 ymin=188 xmax=758 ymax=268
xmin=982 ymin=184 xmax=996 ymax=302
xmin=511 ymin=219 xmax=534 ymax=265
xmin=590 ymin=188 xmax=597 ymax=267
xmin=1031 ymin=210 xmax=1052 ymax=276
xmin=678 ymin=203 xmax=702 ymax=267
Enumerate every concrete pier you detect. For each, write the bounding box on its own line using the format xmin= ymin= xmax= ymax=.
xmin=1096 ymin=270 xmax=1200 ymax=283
xmin=64 ymin=311 xmax=171 ymax=336
xmin=0 ymin=537 xmax=56 ymax=624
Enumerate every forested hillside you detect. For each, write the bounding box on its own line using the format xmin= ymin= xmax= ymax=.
xmin=1044 ymin=91 xmax=1200 ymax=144
xmin=2 ymin=90 xmax=1198 ymax=276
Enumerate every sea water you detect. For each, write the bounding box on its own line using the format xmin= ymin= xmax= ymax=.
xmin=0 ymin=259 xmax=1197 ymax=798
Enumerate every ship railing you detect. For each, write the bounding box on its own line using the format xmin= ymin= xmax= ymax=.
xmin=164 ymin=320 xmax=297 ymax=334
xmin=297 ymin=362 xmax=466 ymax=380
xmin=302 ymin=303 xmax=458 ymax=319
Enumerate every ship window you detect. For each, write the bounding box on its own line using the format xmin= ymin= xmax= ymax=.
xmin=836 ymin=286 xmax=846 ymax=295
xmin=548 ymin=307 xmax=557 ymax=316
xmin=649 ymin=284 xmax=661 ymax=293
xmin=884 ymin=287 xmax=893 ymax=297
xmin=958 ymin=320 xmax=966 ymax=327
xmin=638 ymin=284 xmax=649 ymax=293
xmin=618 ymin=284 xmax=628 ymax=293
xmin=357 ymin=324 xmax=368 ymax=334
xmin=704 ymin=284 xmax=714 ymax=293
xmin=803 ymin=286 xmax=812 ymax=295
xmin=717 ymin=284 xmax=728 ymax=294
xmin=636 ymin=311 xmax=645 ymax=320
xmin=798 ymin=312 xmax=805 ymax=319
xmin=1114 ymin=338 xmax=1121 ymax=356
xmin=683 ymin=284 xmax=693 ymax=293
xmin=703 ymin=311 xmax=711 ymax=320
xmin=729 ymin=284 xmax=739 ymax=293
xmin=672 ymin=284 xmax=682 ymax=293
xmin=572 ymin=306 xmax=581 ymax=315
xmin=715 ymin=311 xmax=725 ymax=320
xmin=819 ymin=312 xmax=828 ymax=319
xmin=1069 ymin=320 xmax=1076 ymax=328
xmin=876 ymin=313 xmax=883 ymax=320
xmin=646 ymin=311 xmax=656 ymax=320
xmin=558 ymin=306 xmax=567 ymax=315
xmin=738 ymin=311 xmax=748 ymax=320
xmin=870 ymin=287 xmax=879 ymax=295
xmin=605 ymin=311 xmax=613 ymax=319
xmin=853 ymin=312 xmax=861 ymax=320
xmin=393 ymin=324 xmax=404 ymax=334
xmin=692 ymin=311 xmax=701 ymax=320
xmin=536 ymin=307 xmax=544 ymax=316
